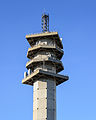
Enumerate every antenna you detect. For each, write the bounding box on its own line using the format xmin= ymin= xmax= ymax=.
xmin=41 ymin=13 xmax=49 ymax=32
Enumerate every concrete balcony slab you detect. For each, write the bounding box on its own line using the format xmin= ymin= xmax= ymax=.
xmin=27 ymin=45 xmax=64 ymax=60
xmin=26 ymin=32 xmax=63 ymax=49
xmin=26 ymin=57 xmax=64 ymax=73
xmin=22 ymin=69 xmax=69 ymax=86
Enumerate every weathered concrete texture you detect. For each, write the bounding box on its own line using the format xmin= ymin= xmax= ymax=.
xmin=33 ymin=79 xmax=56 ymax=120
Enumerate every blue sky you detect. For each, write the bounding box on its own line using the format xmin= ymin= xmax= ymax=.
xmin=0 ymin=0 xmax=96 ymax=120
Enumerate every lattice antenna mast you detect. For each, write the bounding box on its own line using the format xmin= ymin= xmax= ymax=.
xmin=42 ymin=13 xmax=49 ymax=32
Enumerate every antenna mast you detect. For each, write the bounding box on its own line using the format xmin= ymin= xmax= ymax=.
xmin=42 ymin=13 xmax=49 ymax=32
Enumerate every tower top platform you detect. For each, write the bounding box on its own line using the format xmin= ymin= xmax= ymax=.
xmin=26 ymin=32 xmax=63 ymax=49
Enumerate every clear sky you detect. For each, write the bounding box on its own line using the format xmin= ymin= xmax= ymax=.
xmin=0 ymin=0 xmax=96 ymax=120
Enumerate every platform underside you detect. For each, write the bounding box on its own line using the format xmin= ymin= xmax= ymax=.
xmin=22 ymin=69 xmax=69 ymax=86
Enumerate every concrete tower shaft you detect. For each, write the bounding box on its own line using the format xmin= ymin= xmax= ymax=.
xmin=33 ymin=79 xmax=56 ymax=120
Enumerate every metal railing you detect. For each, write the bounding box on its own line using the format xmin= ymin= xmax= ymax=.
xmin=24 ymin=67 xmax=56 ymax=79
xmin=27 ymin=55 xmax=58 ymax=65
xmin=31 ymin=42 xmax=60 ymax=49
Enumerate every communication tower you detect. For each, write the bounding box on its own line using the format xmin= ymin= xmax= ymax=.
xmin=22 ymin=13 xmax=69 ymax=120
